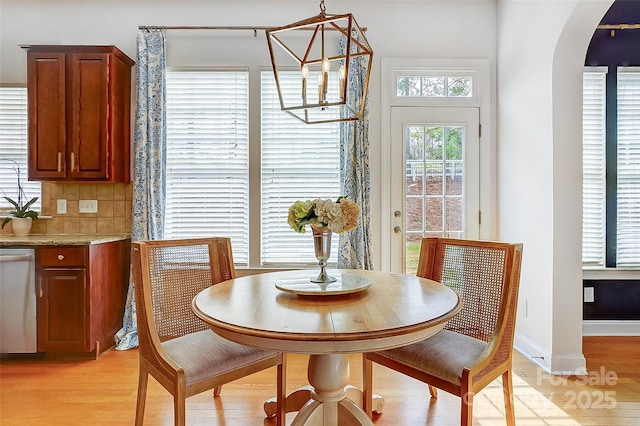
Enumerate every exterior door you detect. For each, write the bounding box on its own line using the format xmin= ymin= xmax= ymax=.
xmin=390 ymin=106 xmax=480 ymax=273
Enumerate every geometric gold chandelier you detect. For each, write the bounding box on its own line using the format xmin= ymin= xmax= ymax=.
xmin=266 ymin=0 xmax=373 ymax=124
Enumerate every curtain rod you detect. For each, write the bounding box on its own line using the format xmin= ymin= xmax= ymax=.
xmin=138 ymin=25 xmax=367 ymax=32
xmin=139 ymin=25 xmax=273 ymax=31
xmin=597 ymin=24 xmax=640 ymax=30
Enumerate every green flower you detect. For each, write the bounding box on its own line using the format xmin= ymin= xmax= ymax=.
xmin=288 ymin=200 xmax=316 ymax=233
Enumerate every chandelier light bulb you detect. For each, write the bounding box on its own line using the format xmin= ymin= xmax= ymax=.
xmin=322 ymin=59 xmax=330 ymax=73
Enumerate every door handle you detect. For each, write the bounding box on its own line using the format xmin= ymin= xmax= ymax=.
xmin=57 ymin=152 xmax=63 ymax=172
xmin=394 ymin=226 xmax=401 ymax=234
xmin=0 ymin=254 xmax=32 ymax=262
xmin=38 ymin=277 xmax=44 ymax=298
xmin=70 ymin=152 xmax=76 ymax=172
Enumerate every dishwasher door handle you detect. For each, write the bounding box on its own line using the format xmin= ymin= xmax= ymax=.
xmin=0 ymin=254 xmax=33 ymax=262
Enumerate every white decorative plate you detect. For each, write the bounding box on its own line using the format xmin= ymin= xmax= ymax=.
xmin=275 ymin=271 xmax=372 ymax=296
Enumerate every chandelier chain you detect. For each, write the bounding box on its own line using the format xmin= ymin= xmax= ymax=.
xmin=319 ymin=0 xmax=326 ymax=14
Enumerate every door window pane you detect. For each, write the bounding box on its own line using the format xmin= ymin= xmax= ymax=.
xmin=405 ymin=124 xmax=465 ymax=271
xmin=397 ymin=76 xmax=473 ymax=98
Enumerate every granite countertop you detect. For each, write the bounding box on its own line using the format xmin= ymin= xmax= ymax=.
xmin=0 ymin=234 xmax=131 ymax=246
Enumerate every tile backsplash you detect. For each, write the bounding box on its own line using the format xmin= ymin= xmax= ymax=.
xmin=2 ymin=182 xmax=132 ymax=236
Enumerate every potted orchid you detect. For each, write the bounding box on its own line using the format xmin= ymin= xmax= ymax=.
xmin=1 ymin=160 xmax=39 ymax=235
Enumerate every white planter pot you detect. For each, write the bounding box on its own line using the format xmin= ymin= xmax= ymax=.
xmin=10 ymin=217 xmax=32 ymax=236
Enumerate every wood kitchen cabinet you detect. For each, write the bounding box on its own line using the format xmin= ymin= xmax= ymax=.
xmin=36 ymin=239 xmax=131 ymax=357
xmin=23 ymin=45 xmax=134 ymax=182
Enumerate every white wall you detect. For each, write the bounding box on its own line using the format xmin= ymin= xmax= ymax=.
xmin=497 ymin=0 xmax=612 ymax=374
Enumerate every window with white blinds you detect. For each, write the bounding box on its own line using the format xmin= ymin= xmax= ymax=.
xmin=260 ymin=71 xmax=340 ymax=265
xmin=164 ymin=70 xmax=341 ymax=266
xmin=616 ymin=70 xmax=640 ymax=267
xmin=0 ymin=87 xmax=41 ymax=212
xmin=582 ymin=68 xmax=640 ymax=268
xmin=165 ymin=71 xmax=250 ymax=264
xmin=582 ymin=71 xmax=607 ymax=267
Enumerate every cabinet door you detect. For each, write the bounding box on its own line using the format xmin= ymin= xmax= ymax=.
xmin=27 ymin=52 xmax=67 ymax=180
xmin=37 ymin=268 xmax=87 ymax=352
xmin=68 ymin=53 xmax=109 ymax=180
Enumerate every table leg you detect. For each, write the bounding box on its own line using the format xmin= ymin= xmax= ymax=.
xmin=265 ymin=385 xmax=384 ymax=417
xmin=264 ymin=361 xmax=384 ymax=420
xmin=292 ymin=354 xmax=376 ymax=426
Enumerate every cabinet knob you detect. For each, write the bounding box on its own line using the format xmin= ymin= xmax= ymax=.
xmin=58 ymin=254 xmax=65 ymax=261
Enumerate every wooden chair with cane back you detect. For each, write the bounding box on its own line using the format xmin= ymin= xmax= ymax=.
xmin=363 ymin=237 xmax=523 ymax=426
xmin=131 ymin=237 xmax=286 ymax=426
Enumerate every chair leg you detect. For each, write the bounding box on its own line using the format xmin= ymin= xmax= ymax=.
xmin=213 ymin=386 xmax=222 ymax=397
xmin=135 ymin=368 xmax=149 ymax=426
xmin=276 ymin=355 xmax=287 ymax=426
xmin=362 ymin=355 xmax=373 ymax=418
xmin=502 ymin=370 xmax=516 ymax=426
xmin=429 ymin=385 xmax=438 ymax=398
xmin=174 ymin=395 xmax=186 ymax=426
xmin=461 ymin=388 xmax=473 ymax=426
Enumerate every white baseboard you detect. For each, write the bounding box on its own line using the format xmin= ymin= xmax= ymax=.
xmin=582 ymin=320 xmax=640 ymax=336
xmin=514 ymin=332 xmax=587 ymax=376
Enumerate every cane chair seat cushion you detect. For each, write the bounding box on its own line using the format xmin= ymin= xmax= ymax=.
xmin=162 ymin=330 xmax=280 ymax=385
xmin=376 ymin=329 xmax=488 ymax=385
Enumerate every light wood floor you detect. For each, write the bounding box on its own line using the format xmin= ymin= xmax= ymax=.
xmin=1 ymin=336 xmax=638 ymax=425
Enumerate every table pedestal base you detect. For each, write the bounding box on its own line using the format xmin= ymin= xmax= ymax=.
xmin=264 ymin=354 xmax=384 ymax=425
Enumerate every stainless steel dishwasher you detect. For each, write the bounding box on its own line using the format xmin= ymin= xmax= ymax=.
xmin=0 ymin=247 xmax=37 ymax=353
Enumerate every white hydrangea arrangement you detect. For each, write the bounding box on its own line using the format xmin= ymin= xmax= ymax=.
xmin=288 ymin=196 xmax=360 ymax=234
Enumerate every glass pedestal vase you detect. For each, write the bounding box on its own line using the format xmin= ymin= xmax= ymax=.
xmin=311 ymin=225 xmax=337 ymax=283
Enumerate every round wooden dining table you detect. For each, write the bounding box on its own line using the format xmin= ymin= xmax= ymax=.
xmin=192 ymin=269 xmax=462 ymax=426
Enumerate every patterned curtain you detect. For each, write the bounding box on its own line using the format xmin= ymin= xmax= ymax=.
xmin=115 ymin=29 xmax=167 ymax=350
xmin=337 ymin=37 xmax=374 ymax=270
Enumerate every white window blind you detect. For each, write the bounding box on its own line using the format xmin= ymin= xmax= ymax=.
xmin=582 ymin=71 xmax=607 ymax=267
xmin=165 ymin=71 xmax=249 ymax=264
xmin=260 ymin=71 xmax=341 ymax=265
xmin=617 ymin=70 xmax=640 ymax=267
xmin=0 ymin=87 xmax=41 ymax=211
